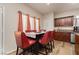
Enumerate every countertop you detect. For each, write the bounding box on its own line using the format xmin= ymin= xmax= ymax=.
xmin=54 ymin=30 xmax=73 ymax=33
xmin=74 ymin=31 xmax=79 ymax=35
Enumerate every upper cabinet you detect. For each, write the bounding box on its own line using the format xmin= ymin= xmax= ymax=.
xmin=54 ymin=16 xmax=74 ymax=27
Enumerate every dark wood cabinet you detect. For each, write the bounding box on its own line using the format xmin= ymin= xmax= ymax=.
xmin=54 ymin=32 xmax=70 ymax=42
xmin=54 ymin=16 xmax=73 ymax=27
xmin=75 ymin=44 xmax=79 ymax=55
xmin=75 ymin=34 xmax=79 ymax=55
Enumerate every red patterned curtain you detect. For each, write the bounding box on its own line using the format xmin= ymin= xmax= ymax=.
xmin=18 ymin=11 xmax=23 ymax=31
xmin=26 ymin=14 xmax=31 ymax=31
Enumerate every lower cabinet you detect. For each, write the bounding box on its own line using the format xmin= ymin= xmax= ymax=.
xmin=75 ymin=34 xmax=79 ymax=55
xmin=75 ymin=43 xmax=79 ymax=55
xmin=54 ymin=32 xmax=70 ymax=42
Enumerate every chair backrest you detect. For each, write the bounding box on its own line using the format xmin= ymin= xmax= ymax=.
xmin=50 ymin=31 xmax=54 ymax=41
xmin=15 ymin=31 xmax=30 ymax=49
xmin=15 ymin=32 xmax=22 ymax=48
xmin=40 ymin=31 xmax=50 ymax=45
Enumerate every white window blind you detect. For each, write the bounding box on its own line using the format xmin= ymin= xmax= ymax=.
xmin=22 ymin=14 xmax=40 ymax=32
xmin=30 ymin=17 xmax=34 ymax=30
xmin=36 ymin=18 xmax=39 ymax=32
xmin=22 ymin=14 xmax=27 ymax=32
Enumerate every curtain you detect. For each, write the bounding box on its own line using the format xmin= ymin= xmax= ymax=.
xmin=26 ymin=14 xmax=31 ymax=31
xmin=18 ymin=11 xmax=23 ymax=31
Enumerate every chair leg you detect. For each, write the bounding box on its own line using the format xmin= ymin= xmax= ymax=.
xmin=50 ymin=41 xmax=53 ymax=52
xmin=53 ymin=40 xmax=55 ymax=48
xmin=47 ymin=42 xmax=51 ymax=52
xmin=23 ymin=49 xmax=26 ymax=55
xmin=16 ymin=47 xmax=19 ymax=55
xmin=45 ymin=46 xmax=48 ymax=55
xmin=45 ymin=48 xmax=48 ymax=55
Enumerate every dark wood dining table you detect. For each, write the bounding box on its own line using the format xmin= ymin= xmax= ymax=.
xmin=25 ymin=32 xmax=45 ymax=39
xmin=25 ymin=32 xmax=45 ymax=54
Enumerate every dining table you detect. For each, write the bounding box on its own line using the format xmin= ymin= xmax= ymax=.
xmin=25 ymin=31 xmax=46 ymax=54
xmin=25 ymin=32 xmax=45 ymax=39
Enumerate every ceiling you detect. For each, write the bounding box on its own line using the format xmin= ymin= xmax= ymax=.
xmin=26 ymin=3 xmax=79 ymax=15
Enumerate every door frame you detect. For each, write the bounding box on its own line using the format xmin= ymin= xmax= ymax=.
xmin=2 ymin=7 xmax=5 ymax=55
xmin=0 ymin=6 xmax=5 ymax=55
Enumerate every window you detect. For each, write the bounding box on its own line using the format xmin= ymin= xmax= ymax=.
xmin=22 ymin=14 xmax=27 ymax=32
xmin=30 ymin=17 xmax=34 ymax=30
xmin=21 ymin=13 xmax=40 ymax=32
xmin=36 ymin=18 xmax=39 ymax=32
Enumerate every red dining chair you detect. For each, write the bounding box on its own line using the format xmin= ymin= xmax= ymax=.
xmin=48 ymin=31 xmax=55 ymax=52
xmin=51 ymin=31 xmax=55 ymax=48
xmin=14 ymin=31 xmax=36 ymax=55
xmin=39 ymin=31 xmax=51 ymax=55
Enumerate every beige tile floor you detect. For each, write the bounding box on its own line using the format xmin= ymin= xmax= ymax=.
xmin=8 ymin=40 xmax=75 ymax=55
xmin=50 ymin=40 xmax=75 ymax=55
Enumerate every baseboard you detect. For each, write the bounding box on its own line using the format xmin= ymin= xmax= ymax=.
xmin=4 ymin=49 xmax=16 ymax=55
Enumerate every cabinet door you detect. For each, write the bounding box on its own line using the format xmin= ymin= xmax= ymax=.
xmin=55 ymin=20 xmax=58 ymax=26
xmin=54 ymin=32 xmax=58 ymax=40
xmin=55 ymin=19 xmax=61 ymax=27
xmin=54 ymin=32 xmax=62 ymax=41
xmin=75 ymin=34 xmax=79 ymax=44
xmin=61 ymin=19 xmax=64 ymax=26
xmin=65 ymin=33 xmax=70 ymax=42
xmin=65 ymin=17 xmax=73 ymax=26
xmin=54 ymin=16 xmax=73 ymax=27
xmin=75 ymin=44 xmax=79 ymax=55
xmin=56 ymin=20 xmax=60 ymax=26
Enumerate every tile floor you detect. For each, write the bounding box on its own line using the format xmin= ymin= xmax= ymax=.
xmin=8 ymin=40 xmax=75 ymax=55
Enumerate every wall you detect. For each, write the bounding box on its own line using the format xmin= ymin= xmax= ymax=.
xmin=42 ymin=12 xmax=54 ymax=31
xmin=55 ymin=8 xmax=79 ymax=18
xmin=0 ymin=4 xmax=42 ymax=54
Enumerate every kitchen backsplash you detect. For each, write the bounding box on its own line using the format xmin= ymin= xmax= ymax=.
xmin=54 ymin=27 xmax=73 ymax=31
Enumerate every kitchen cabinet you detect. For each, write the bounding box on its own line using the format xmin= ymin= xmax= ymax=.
xmin=75 ymin=34 xmax=79 ymax=55
xmin=75 ymin=44 xmax=79 ymax=55
xmin=54 ymin=32 xmax=71 ymax=42
xmin=54 ymin=16 xmax=73 ymax=27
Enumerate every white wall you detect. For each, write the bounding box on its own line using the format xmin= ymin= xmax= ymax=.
xmin=55 ymin=8 xmax=79 ymax=18
xmin=0 ymin=4 xmax=42 ymax=54
xmin=42 ymin=12 xmax=54 ymax=31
